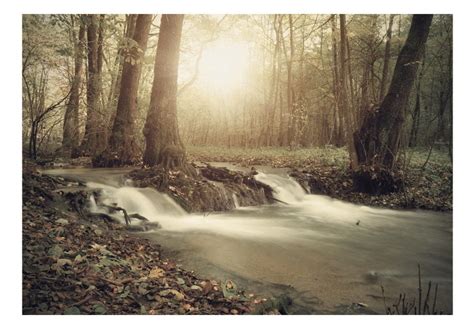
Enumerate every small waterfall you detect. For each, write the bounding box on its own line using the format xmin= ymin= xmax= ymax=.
xmin=86 ymin=182 xmax=186 ymax=228
xmin=255 ymin=172 xmax=306 ymax=204
xmin=89 ymin=194 xmax=98 ymax=212
xmin=232 ymin=193 xmax=240 ymax=208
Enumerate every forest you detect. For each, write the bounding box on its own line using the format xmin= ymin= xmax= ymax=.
xmin=22 ymin=14 xmax=452 ymax=315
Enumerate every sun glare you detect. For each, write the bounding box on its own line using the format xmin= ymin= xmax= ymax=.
xmin=198 ymin=40 xmax=250 ymax=93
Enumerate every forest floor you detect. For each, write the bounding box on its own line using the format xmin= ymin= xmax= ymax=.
xmin=22 ymin=163 xmax=285 ymax=315
xmin=187 ymin=146 xmax=452 ymax=212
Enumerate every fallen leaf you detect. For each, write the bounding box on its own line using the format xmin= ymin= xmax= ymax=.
xmin=149 ymin=267 xmax=165 ymax=279
xmin=64 ymin=306 xmax=81 ymax=315
xmin=48 ymin=245 xmax=63 ymax=258
xmin=159 ymin=289 xmax=185 ymax=301
xmin=93 ymin=303 xmax=107 ymax=314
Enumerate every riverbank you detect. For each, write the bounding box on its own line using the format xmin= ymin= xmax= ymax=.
xmin=187 ymin=146 xmax=452 ymax=211
xmin=22 ymin=163 xmax=272 ymax=315
xmin=36 ymin=146 xmax=452 ymax=212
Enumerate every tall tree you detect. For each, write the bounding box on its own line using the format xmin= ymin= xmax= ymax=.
xmin=95 ymin=14 xmax=153 ymax=166
xmin=409 ymin=48 xmax=425 ymax=147
xmin=79 ymin=15 xmax=103 ymax=156
xmin=286 ymin=14 xmax=296 ymax=147
xmin=352 ymin=14 xmax=433 ymax=194
xmin=339 ymin=14 xmax=357 ymax=166
xmin=379 ymin=14 xmax=395 ymax=102
xmin=63 ymin=15 xmax=85 ymax=157
xmin=262 ymin=15 xmax=282 ymax=146
xmin=330 ymin=15 xmax=344 ymax=146
xmin=106 ymin=15 xmax=138 ymax=129
xmin=143 ymin=15 xmax=190 ymax=171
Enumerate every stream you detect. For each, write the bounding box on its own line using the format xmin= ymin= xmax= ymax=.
xmin=42 ymin=166 xmax=453 ymax=314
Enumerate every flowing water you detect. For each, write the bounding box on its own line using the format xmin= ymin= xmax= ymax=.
xmin=43 ymin=166 xmax=453 ymax=314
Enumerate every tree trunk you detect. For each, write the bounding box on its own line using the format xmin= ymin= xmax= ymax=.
xmin=409 ymin=49 xmax=425 ymax=147
xmin=330 ymin=15 xmax=344 ymax=147
xmin=63 ymin=16 xmax=85 ymax=157
xmin=352 ymin=14 xmax=433 ymax=194
xmin=286 ymin=14 xmax=295 ymax=147
xmin=95 ymin=15 xmax=152 ymax=167
xmin=143 ymin=15 xmax=190 ymax=172
xmin=379 ymin=14 xmax=395 ymax=102
xmin=79 ymin=15 xmax=103 ymax=156
xmin=409 ymin=82 xmax=421 ymax=147
xmin=339 ymin=14 xmax=356 ymax=166
xmin=106 ymin=15 xmax=138 ymax=131
xmin=264 ymin=15 xmax=281 ymax=147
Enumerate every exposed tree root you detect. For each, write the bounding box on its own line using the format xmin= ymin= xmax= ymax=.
xmin=127 ymin=163 xmax=274 ymax=212
xmin=351 ymin=165 xmax=403 ymax=195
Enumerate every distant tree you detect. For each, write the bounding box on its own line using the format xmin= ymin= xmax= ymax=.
xmin=143 ymin=14 xmax=192 ymax=172
xmin=352 ymin=15 xmax=433 ymax=194
xmin=23 ymin=15 xmax=72 ymax=159
xmin=95 ymin=14 xmax=153 ymax=167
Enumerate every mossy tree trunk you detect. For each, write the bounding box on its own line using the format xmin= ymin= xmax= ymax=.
xmin=143 ymin=15 xmax=188 ymax=170
xmin=95 ymin=14 xmax=152 ymax=167
xmin=352 ymin=15 xmax=433 ymax=194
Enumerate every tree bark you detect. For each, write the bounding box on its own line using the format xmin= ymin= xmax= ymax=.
xmin=95 ymin=15 xmax=152 ymax=167
xmin=63 ymin=16 xmax=85 ymax=157
xmin=352 ymin=14 xmax=433 ymax=194
xmin=143 ymin=15 xmax=189 ymax=171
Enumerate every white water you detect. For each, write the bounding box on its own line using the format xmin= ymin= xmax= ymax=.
xmin=43 ymin=167 xmax=452 ymax=314
xmin=255 ymin=172 xmax=306 ymax=203
xmin=87 ymin=182 xmax=186 ymax=226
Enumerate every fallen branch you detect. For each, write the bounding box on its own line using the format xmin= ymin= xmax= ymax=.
xmin=129 ymin=213 xmax=149 ymax=221
xmin=270 ymin=196 xmax=288 ymax=205
xmin=69 ymin=294 xmax=94 ymax=307
xmin=100 ymin=204 xmax=132 ymax=226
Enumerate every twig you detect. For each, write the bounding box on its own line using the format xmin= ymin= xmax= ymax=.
xmin=418 ymin=264 xmax=422 ymax=314
xmin=381 ymin=286 xmax=391 ymax=315
xmin=432 ymin=283 xmax=439 ymax=314
xmin=423 ymin=281 xmax=432 ymax=314
xmin=421 ymin=142 xmax=434 ymax=171
xmin=129 ymin=213 xmax=149 ymax=221
xmin=270 ymin=196 xmax=289 ymax=205
xmin=69 ymin=294 xmax=93 ymax=307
